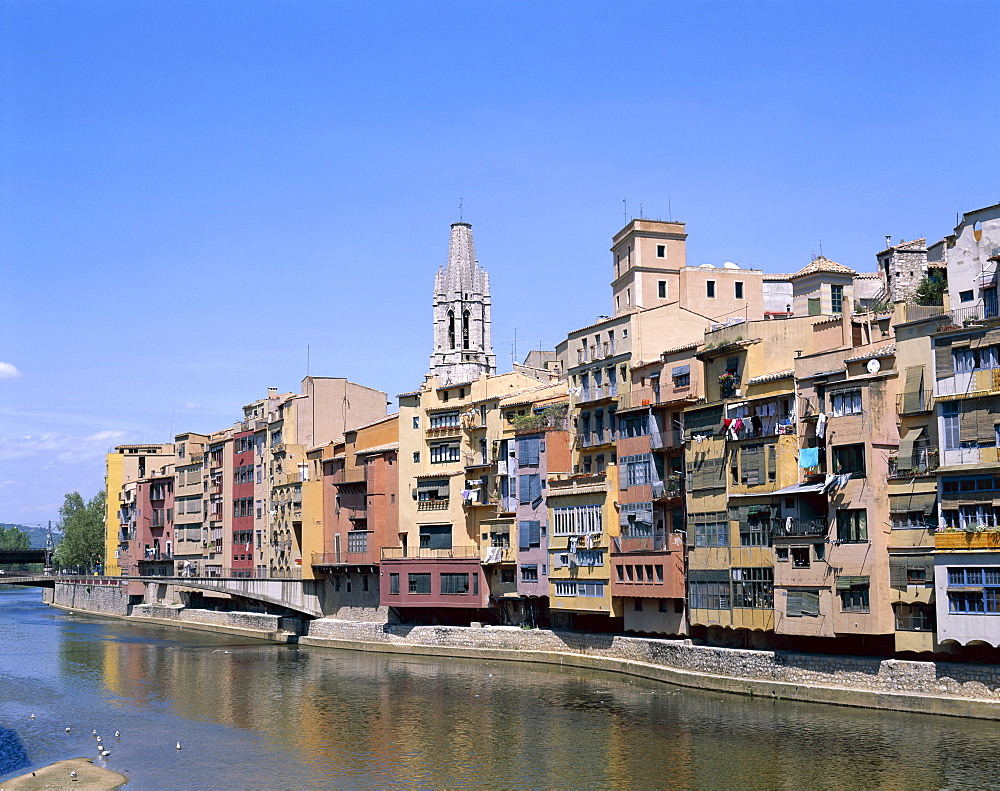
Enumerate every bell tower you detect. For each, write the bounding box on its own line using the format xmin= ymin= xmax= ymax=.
xmin=429 ymin=222 xmax=497 ymax=384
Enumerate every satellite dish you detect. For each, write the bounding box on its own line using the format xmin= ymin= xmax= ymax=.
xmin=866 ymin=358 xmax=881 ymax=374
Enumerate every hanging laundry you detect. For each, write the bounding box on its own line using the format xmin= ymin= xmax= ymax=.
xmin=750 ymin=414 xmax=762 ymax=436
xmin=799 ymin=447 xmax=820 ymax=468
xmin=733 ymin=418 xmax=745 ymax=435
xmin=816 ymin=412 xmax=827 ymax=439
xmin=585 ymin=533 xmax=594 ymax=550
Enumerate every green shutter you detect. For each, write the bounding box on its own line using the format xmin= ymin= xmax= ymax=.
xmin=786 ymin=590 xmax=802 ymax=617
xmin=835 ymin=575 xmax=869 ymax=590
xmin=901 ymin=366 xmax=925 ymax=413
xmin=934 ymin=339 xmax=954 ymax=377
xmin=801 ymin=590 xmax=820 ymax=615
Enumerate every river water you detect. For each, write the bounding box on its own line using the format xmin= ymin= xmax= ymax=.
xmin=2 ymin=587 xmax=1000 ymax=790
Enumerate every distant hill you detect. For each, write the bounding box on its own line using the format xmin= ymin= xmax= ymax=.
xmin=0 ymin=524 xmax=60 ymax=549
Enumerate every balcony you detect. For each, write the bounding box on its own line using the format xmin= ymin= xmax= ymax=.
xmin=463 ymin=453 xmax=492 ymax=469
xmin=576 ymin=428 xmax=614 ymax=448
xmin=943 ymin=304 xmax=999 ymax=328
xmin=548 ymin=472 xmax=608 ymax=495
xmin=650 ymin=429 xmax=683 ymax=450
xmin=651 ymin=477 xmax=683 ymax=500
xmin=772 ymin=517 xmax=828 ymax=537
xmin=311 ymin=551 xmax=373 ymax=566
xmin=935 ymin=530 xmax=1000 ymax=550
xmin=896 ymin=392 xmax=934 ymax=416
xmin=941 ymin=446 xmax=1000 ymax=467
xmin=481 ymin=545 xmax=514 ymax=564
xmin=577 ymin=383 xmax=618 ymax=405
xmin=425 ymin=425 xmax=461 ymax=439
xmin=381 ymin=545 xmax=480 ymax=560
xmin=417 ymin=499 xmax=450 ymax=511
xmin=612 ymin=535 xmax=668 ymax=553
xmin=888 ymin=447 xmax=939 ymax=478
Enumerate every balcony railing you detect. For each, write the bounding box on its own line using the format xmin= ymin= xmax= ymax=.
xmin=311 ymin=551 xmax=372 ymax=566
xmin=576 ymin=428 xmax=613 ymax=448
xmin=772 ymin=517 xmax=828 ymax=537
xmin=381 ymin=546 xmax=480 ymax=560
xmin=651 ymin=478 xmax=683 ymax=500
xmin=649 ymin=429 xmax=683 ymax=449
xmin=425 ymin=425 xmax=462 ymax=438
xmin=612 ymin=535 xmax=669 ymax=553
xmin=896 ymin=392 xmax=934 ymax=415
xmin=888 ymin=447 xmax=939 ymax=478
xmin=578 ymin=383 xmax=618 ymax=404
xmin=417 ymin=499 xmax=450 ymax=511
xmin=464 ymin=453 xmax=491 ymax=468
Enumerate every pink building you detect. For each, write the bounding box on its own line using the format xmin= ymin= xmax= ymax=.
xmin=136 ymin=473 xmax=174 ymax=576
xmin=231 ymin=430 xmax=255 ymax=578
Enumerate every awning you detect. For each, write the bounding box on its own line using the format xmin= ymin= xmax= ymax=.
xmin=771 ymin=480 xmax=831 ymax=496
xmin=889 ymin=491 xmax=936 ymax=515
xmin=835 ymin=575 xmax=869 ymax=590
xmin=896 ymin=427 xmax=925 ymax=467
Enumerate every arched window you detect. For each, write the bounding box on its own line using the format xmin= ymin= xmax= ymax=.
xmin=448 ymin=311 xmax=455 ymax=349
xmin=462 ymin=310 xmax=470 ymax=349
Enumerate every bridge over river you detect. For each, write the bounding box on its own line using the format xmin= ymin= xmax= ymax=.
xmin=0 ymin=570 xmax=326 ymax=617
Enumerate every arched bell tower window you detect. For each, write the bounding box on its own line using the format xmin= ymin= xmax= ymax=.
xmin=448 ymin=311 xmax=456 ymax=349
xmin=462 ymin=310 xmax=470 ymax=349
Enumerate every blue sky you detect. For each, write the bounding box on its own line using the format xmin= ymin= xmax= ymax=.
xmin=1 ymin=0 xmax=997 ymax=525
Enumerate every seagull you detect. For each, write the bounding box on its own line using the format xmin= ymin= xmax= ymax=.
xmin=30 ymin=714 xmax=35 ymax=719
xmin=65 ymin=727 xmax=71 ymax=733
xmin=70 ymin=770 xmax=78 ymax=780
xmin=100 ymin=749 xmax=111 ymax=757
xmin=115 ymin=731 xmax=120 ymax=739
xmin=176 ymin=742 xmax=182 ymax=750
xmin=92 ymin=730 xmax=97 ymax=736
xmin=96 ymin=736 xmax=102 ymax=743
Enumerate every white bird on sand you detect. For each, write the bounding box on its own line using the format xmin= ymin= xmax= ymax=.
xmin=176 ymin=742 xmax=182 ymax=750
xmin=70 ymin=770 xmax=78 ymax=780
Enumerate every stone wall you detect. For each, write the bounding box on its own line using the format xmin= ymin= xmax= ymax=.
xmin=304 ymin=619 xmax=1000 ymax=708
xmin=131 ymin=604 xmax=301 ymax=634
xmin=52 ymin=581 xmax=129 ymax=616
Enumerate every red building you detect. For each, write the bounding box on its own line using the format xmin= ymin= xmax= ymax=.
xmin=231 ymin=430 xmax=255 ymax=578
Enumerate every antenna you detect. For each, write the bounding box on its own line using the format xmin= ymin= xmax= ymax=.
xmin=668 ymin=198 xmax=672 ymax=222
xmin=459 ymin=198 xmax=463 ymax=222
xmin=819 ymin=239 xmax=823 ymax=257
xmin=623 ymin=198 xmax=628 ymax=223
xmin=306 ymin=345 xmax=310 ymax=377
xmin=639 ymin=202 xmax=644 ymax=219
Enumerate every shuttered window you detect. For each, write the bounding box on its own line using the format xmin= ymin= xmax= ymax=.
xmin=901 ymin=366 xmax=925 ymax=413
xmin=786 ymin=589 xmax=820 ymax=617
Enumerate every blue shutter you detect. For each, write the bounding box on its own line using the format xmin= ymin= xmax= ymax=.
xmin=528 ymin=520 xmax=541 ymax=547
xmin=519 ymin=475 xmax=531 ymax=504
xmin=518 ymin=521 xmax=532 ymax=551
xmin=529 ymin=474 xmax=542 ymax=504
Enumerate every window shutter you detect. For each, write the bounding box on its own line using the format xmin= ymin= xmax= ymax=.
xmin=980 ymin=398 xmax=999 ymax=443
xmin=801 ymin=590 xmax=820 ymax=616
xmin=786 ymin=590 xmax=802 ymax=617
xmin=808 ymin=298 xmax=821 ymax=316
xmin=902 ymin=366 xmax=924 ymax=413
xmin=934 ymin=339 xmax=954 ymax=377
xmin=889 ymin=558 xmax=909 ymax=588
xmin=767 ymin=444 xmax=777 ymax=478
xmin=519 ymin=475 xmax=531 ymax=504
xmin=835 ymin=575 xmax=869 ymax=590
xmin=518 ymin=521 xmax=532 ymax=551
xmin=528 ymin=520 xmax=541 ymax=547
xmin=960 ymin=402 xmax=981 ymax=443
xmin=896 ymin=428 xmax=924 ymax=471
xmin=529 ymin=474 xmax=542 ymax=504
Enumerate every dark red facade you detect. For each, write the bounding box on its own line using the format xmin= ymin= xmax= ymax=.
xmin=231 ymin=430 xmax=255 ymax=578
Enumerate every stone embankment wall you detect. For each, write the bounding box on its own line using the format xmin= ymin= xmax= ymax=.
xmin=131 ymin=604 xmax=302 ymax=635
xmin=302 ymin=620 xmax=1000 ymax=719
xmin=51 ymin=580 xmax=130 ymax=616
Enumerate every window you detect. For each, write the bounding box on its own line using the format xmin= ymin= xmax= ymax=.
xmin=833 ymin=444 xmax=866 ymax=477
xmin=791 ymin=546 xmax=810 ymax=568
xmin=837 ymin=577 xmax=870 ymax=611
xmin=418 ymin=524 xmax=452 ymax=550
xmin=517 ymin=436 xmax=541 ymax=466
xmin=732 ymin=567 xmax=773 ymax=609
xmin=429 ymin=411 xmax=460 ymax=428
xmin=894 ymin=603 xmax=935 ymax=631
xmin=831 ymin=284 xmax=844 ymax=314
xmin=735 ymin=281 xmax=744 ymax=299
xmin=739 ymin=508 xmax=771 ymax=547
xmin=960 ymin=290 xmax=974 ymax=303
xmin=412 ymin=452 xmax=420 ymax=464
xmin=521 ymin=564 xmax=539 ymax=582
xmin=408 ymin=573 xmax=431 ymax=594
xmin=672 ymin=364 xmax=691 ymax=388
xmin=518 ymin=520 xmax=541 ymax=550
xmin=836 ymin=509 xmax=868 ymax=542
xmin=622 ymin=454 xmax=653 ymax=487
xmin=440 ymin=573 xmax=470 ymax=595
xmin=953 ymin=346 xmax=999 ymax=372
xmin=692 ymin=512 xmax=729 ymax=547
xmin=412 ymin=417 xmax=420 ymax=429
xmin=518 ymin=473 xmax=542 ymax=504
xmin=552 ymin=504 xmax=602 ymax=535
xmin=657 ymin=244 xmax=665 ymax=258
xmin=942 ymin=401 xmax=960 ymax=450
xmin=347 ymin=531 xmax=368 ymax=554
xmin=786 ymin=589 xmax=821 ymax=617
xmin=706 ymin=280 xmax=716 ymax=298
xmin=430 ymin=443 xmax=460 ymax=464
xmin=689 ymin=580 xmax=731 ymax=609
xmin=658 ymin=280 xmax=667 ymax=298
xmin=830 ymin=389 xmax=862 ymax=416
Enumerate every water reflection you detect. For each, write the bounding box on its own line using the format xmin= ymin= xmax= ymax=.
xmin=3 ymin=586 xmax=1000 ymax=789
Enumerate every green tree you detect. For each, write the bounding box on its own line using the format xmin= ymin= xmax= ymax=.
xmin=0 ymin=526 xmax=31 ymax=551
xmin=53 ymin=490 xmax=106 ymax=570
xmin=914 ymin=269 xmax=947 ymax=306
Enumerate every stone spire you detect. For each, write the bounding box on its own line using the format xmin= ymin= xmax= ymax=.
xmin=429 ymin=222 xmax=497 ymax=385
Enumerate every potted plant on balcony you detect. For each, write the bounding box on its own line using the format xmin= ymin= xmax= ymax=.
xmin=718 ymin=372 xmax=738 ymax=398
